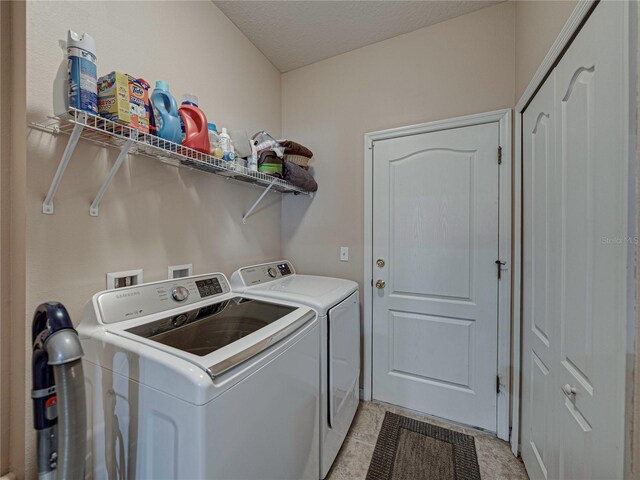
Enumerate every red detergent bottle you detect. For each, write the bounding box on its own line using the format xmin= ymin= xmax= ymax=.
xmin=178 ymin=94 xmax=210 ymax=154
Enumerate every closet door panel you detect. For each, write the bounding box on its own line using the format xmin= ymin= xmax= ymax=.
xmin=554 ymin=2 xmax=627 ymax=479
xmin=521 ymin=70 xmax=557 ymax=480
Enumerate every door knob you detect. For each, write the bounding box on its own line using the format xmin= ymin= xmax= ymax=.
xmin=562 ymin=384 xmax=577 ymax=396
xmin=375 ymin=280 xmax=386 ymax=289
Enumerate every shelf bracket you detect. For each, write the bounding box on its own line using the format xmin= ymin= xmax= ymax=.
xmin=42 ymin=122 xmax=84 ymax=214
xmin=89 ymin=138 xmax=134 ymax=217
xmin=243 ymin=179 xmax=276 ymax=224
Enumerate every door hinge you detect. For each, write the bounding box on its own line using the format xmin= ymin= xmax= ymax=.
xmin=497 ymin=375 xmax=501 ymax=394
xmin=498 ymin=146 xmax=503 ymax=165
xmin=495 ymin=260 xmax=506 ymax=280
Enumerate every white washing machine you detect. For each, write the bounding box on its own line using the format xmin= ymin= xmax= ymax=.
xmin=77 ymin=272 xmax=320 ymax=480
xmin=231 ymin=261 xmax=360 ymax=479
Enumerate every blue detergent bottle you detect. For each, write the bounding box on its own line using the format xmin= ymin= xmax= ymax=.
xmin=150 ymin=80 xmax=182 ymax=144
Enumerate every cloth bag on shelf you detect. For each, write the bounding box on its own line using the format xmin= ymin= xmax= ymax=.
xmin=283 ymin=160 xmax=318 ymax=192
xmin=280 ymin=140 xmax=314 ymax=170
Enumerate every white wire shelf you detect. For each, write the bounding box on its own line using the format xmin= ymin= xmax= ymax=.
xmin=30 ymin=108 xmax=310 ymax=218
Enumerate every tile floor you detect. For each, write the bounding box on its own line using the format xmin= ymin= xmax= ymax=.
xmin=327 ymin=401 xmax=528 ymax=480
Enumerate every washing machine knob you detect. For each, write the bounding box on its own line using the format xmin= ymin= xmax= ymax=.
xmin=172 ymin=286 xmax=189 ymax=302
xmin=267 ymin=267 xmax=278 ymax=278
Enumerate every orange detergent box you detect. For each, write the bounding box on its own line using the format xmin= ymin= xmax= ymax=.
xmin=98 ymin=72 xmax=151 ymax=133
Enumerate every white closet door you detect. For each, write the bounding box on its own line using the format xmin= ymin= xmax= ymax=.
xmin=521 ymin=2 xmax=628 ymax=479
xmin=553 ymin=2 xmax=627 ymax=478
xmin=522 ymin=69 xmax=557 ymax=480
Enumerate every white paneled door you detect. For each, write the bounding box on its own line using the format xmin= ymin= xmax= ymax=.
xmin=522 ymin=68 xmax=557 ymax=480
xmin=372 ymin=122 xmax=500 ymax=432
xmin=521 ymin=2 xmax=628 ymax=479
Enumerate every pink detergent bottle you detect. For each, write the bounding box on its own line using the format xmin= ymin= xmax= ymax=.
xmin=178 ymin=94 xmax=210 ymax=154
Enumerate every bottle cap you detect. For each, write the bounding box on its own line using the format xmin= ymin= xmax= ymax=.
xmin=181 ymin=93 xmax=199 ymax=106
xmin=155 ymin=80 xmax=169 ymax=91
xmin=67 ymin=30 xmax=96 ymax=57
xmin=208 ymin=123 xmax=217 ymax=132
xmin=221 ymin=127 xmax=228 ymax=135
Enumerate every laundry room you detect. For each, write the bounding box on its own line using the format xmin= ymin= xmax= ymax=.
xmin=1 ymin=0 xmax=639 ymax=479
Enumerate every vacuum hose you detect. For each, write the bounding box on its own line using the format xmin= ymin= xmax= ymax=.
xmin=32 ymin=302 xmax=86 ymax=480
xmin=53 ymin=359 xmax=86 ymax=479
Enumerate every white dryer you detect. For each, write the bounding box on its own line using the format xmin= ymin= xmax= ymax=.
xmin=231 ymin=261 xmax=360 ymax=479
xmin=78 ymin=272 xmax=320 ymax=480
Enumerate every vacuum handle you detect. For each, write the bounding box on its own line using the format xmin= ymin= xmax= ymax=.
xmin=32 ymin=301 xmax=74 ymax=345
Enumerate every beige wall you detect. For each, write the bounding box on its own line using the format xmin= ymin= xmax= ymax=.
xmin=633 ymin=3 xmax=640 ymax=476
xmin=5 ymin=2 xmax=26 ymax=478
xmin=26 ymin=0 xmax=282 ymax=350
xmin=17 ymin=1 xmax=283 ymax=477
xmin=0 ymin=3 xmax=10 ymax=476
xmin=281 ymin=2 xmax=516 ymax=293
xmin=0 ymin=6 xmax=6 ymax=475
xmin=514 ymin=0 xmax=578 ymax=100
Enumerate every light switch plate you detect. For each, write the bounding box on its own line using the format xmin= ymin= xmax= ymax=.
xmin=340 ymin=246 xmax=349 ymax=262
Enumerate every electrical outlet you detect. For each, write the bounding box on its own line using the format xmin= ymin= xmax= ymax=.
xmin=168 ymin=264 xmax=193 ymax=279
xmin=107 ymin=269 xmax=143 ymax=289
xmin=340 ymin=246 xmax=349 ymax=262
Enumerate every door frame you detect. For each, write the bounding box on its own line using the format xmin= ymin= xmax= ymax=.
xmin=512 ymin=0 xmax=637 ymax=462
xmin=363 ymin=109 xmax=512 ymax=441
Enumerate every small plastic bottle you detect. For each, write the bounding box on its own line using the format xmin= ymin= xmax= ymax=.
xmin=247 ymin=142 xmax=259 ymax=172
xmin=218 ymin=128 xmax=231 ymax=152
xmin=208 ymin=123 xmax=220 ymax=156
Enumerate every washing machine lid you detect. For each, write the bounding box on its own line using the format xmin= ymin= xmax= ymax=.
xmin=109 ymin=295 xmax=314 ymax=378
xmin=231 ymin=261 xmax=358 ymax=315
xmin=125 ymin=297 xmax=297 ymax=363
xmin=251 ymin=276 xmax=358 ymax=315
xmin=79 ymin=273 xmax=317 ymax=404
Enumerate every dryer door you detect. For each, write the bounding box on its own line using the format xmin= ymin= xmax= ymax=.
xmin=328 ymin=290 xmax=360 ymax=427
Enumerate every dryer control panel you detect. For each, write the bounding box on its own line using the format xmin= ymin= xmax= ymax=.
xmin=234 ymin=261 xmax=296 ymax=286
xmin=96 ymin=273 xmax=231 ymax=324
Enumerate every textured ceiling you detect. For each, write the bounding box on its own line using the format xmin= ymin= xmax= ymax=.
xmin=214 ymin=1 xmax=502 ymax=72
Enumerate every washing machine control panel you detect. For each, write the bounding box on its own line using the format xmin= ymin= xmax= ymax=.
xmin=97 ymin=273 xmax=231 ymax=324
xmin=237 ymin=261 xmax=295 ymax=286
xmin=195 ymin=277 xmax=224 ymax=298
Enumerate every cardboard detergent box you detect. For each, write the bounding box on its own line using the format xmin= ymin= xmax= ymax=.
xmin=98 ymin=72 xmax=151 ymax=133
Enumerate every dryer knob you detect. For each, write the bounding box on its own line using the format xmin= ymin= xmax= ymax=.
xmin=172 ymin=286 xmax=189 ymax=302
xmin=267 ymin=267 xmax=278 ymax=278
